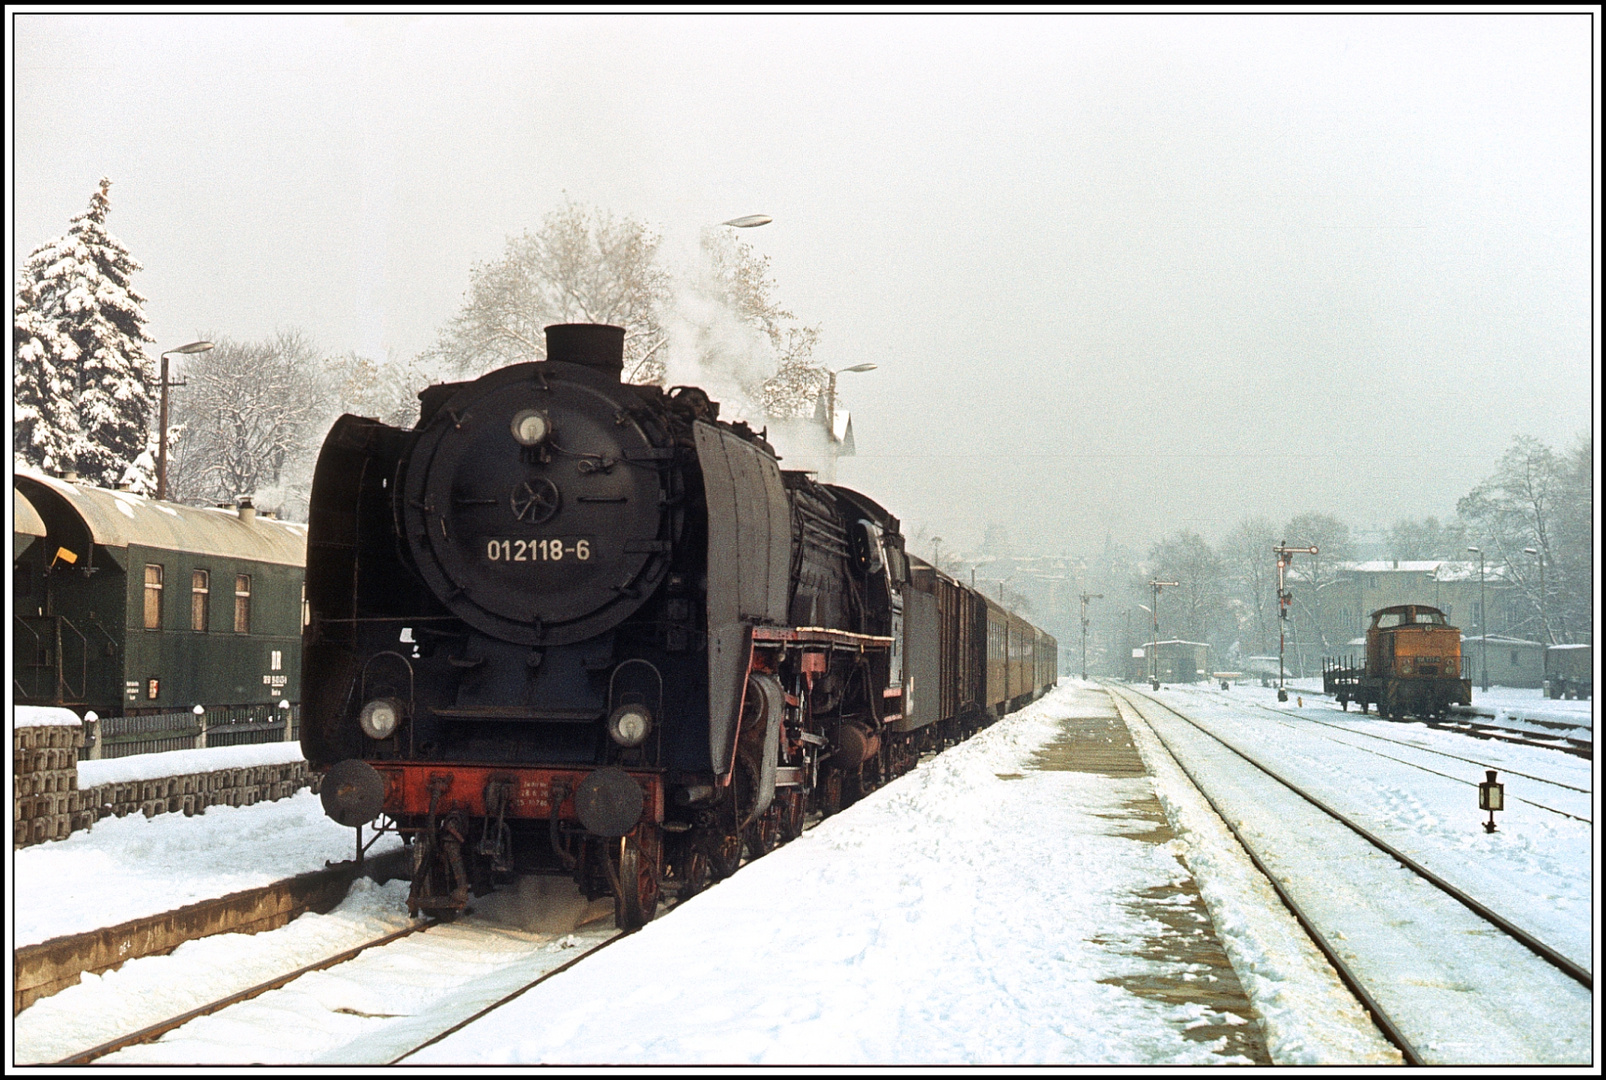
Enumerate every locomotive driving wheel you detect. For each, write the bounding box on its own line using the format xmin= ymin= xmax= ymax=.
xmin=710 ymin=830 xmax=744 ymax=880
xmin=744 ymin=801 xmax=783 ymax=859
xmin=678 ymin=848 xmax=712 ymax=901
xmin=779 ymin=789 xmax=807 ymax=842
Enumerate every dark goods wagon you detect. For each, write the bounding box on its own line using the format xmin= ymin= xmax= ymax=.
xmin=1322 ymin=605 xmax=1472 ymax=719
xmin=302 ymin=324 xmax=1053 ymax=929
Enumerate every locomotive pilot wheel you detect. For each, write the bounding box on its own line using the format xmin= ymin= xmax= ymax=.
xmin=615 ymin=834 xmax=660 ymax=931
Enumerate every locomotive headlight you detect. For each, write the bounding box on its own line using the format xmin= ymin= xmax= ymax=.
xmin=359 ymin=698 xmax=402 ymax=740
xmin=607 ymin=704 xmax=653 ymax=748
xmin=510 ymin=409 xmax=551 ymax=447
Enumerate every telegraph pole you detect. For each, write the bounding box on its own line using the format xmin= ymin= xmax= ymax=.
xmin=155 ymin=340 xmax=213 ymax=500
xmin=1079 ymin=592 xmax=1103 ymax=680
xmin=1148 ymin=580 xmax=1178 ymax=690
xmin=1273 ymin=542 xmax=1318 ymax=703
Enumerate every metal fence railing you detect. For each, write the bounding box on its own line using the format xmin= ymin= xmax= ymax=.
xmin=89 ymin=704 xmax=303 ymax=759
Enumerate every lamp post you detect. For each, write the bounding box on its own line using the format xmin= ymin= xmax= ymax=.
xmin=931 ymin=536 xmax=943 ymax=573
xmin=821 ymin=363 xmax=876 ymax=482
xmin=1523 ymin=547 xmax=1547 ymax=644
xmin=1468 ymin=546 xmax=1488 ymax=692
xmin=156 ymin=340 xmax=214 ymax=500
xmin=1080 ymin=592 xmax=1103 ymax=681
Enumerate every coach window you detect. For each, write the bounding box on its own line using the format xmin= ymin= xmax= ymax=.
xmin=192 ymin=569 xmax=210 ymax=631
xmin=144 ymin=564 xmax=164 ymax=630
xmin=234 ymin=574 xmax=252 ymax=633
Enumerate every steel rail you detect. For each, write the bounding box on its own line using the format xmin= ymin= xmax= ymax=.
xmin=57 ymin=919 xmax=438 ymax=1065
xmin=387 ymin=930 xmax=631 ymax=1064
xmin=1104 ymin=685 xmax=1426 ymax=1067
xmin=1215 ymin=694 xmax=1591 ymax=793
xmin=1116 ymin=685 xmax=1592 ymax=988
xmin=1192 ymin=694 xmax=1592 ymax=822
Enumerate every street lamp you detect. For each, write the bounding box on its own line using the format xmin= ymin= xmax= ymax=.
xmin=156 ymin=340 xmax=214 ymax=500
xmin=1080 ymin=592 xmax=1103 ymax=681
xmin=1522 ymin=547 xmax=1548 ymax=644
xmin=931 ymin=537 xmax=944 ymax=573
xmin=821 ymin=363 xmax=876 ymax=482
xmin=1467 ymin=546 xmax=1488 ymax=693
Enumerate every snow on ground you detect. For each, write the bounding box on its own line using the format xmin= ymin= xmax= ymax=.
xmin=1246 ymin=678 xmax=1593 ymax=743
xmin=13 ymin=787 xmax=401 ymax=947
xmin=15 ymin=877 xmax=417 ymax=1064
xmin=19 ymin=680 xmax=1557 ymax=1065
xmin=1119 ymin=701 xmax=1402 ymax=1065
xmin=403 ymin=684 xmax=1295 ymax=1065
xmin=1162 ymin=683 xmax=1592 ymax=970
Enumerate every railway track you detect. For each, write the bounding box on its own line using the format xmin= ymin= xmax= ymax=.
xmin=1250 ymin=691 xmax=1591 ymax=759
xmin=1106 ymin=684 xmax=1592 ymax=1066
xmin=56 ymin=914 xmax=627 ymax=1065
xmin=1178 ymin=689 xmax=1592 ymax=824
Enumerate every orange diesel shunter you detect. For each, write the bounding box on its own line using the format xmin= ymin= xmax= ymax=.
xmin=1323 ymin=605 xmax=1472 ymax=719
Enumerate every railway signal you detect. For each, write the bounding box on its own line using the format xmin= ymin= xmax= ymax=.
xmin=1080 ymin=592 xmax=1103 ymax=680
xmin=1147 ymin=580 xmax=1178 ymax=690
xmin=1273 ymin=542 xmax=1318 ymax=703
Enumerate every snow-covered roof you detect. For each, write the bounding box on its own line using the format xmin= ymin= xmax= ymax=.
xmin=14 ymin=488 xmax=46 ymax=537
xmin=1345 ymin=560 xmax=1508 ymax=583
xmin=1461 ymin=634 xmax=1544 ymax=647
xmin=16 ymin=470 xmax=307 ymax=568
xmin=1548 ymin=643 xmax=1591 ymax=652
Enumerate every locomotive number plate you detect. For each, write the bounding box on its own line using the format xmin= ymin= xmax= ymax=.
xmin=485 ymin=537 xmax=593 ymax=562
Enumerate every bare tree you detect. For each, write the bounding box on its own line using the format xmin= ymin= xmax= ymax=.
xmin=424 ymin=200 xmax=673 ymax=384
xmin=1222 ymin=516 xmax=1279 ymax=658
xmin=1458 ymin=434 xmax=1590 ymax=643
xmin=1143 ymin=530 xmax=1227 ymax=650
xmin=1386 ymin=516 xmax=1467 ymax=561
xmin=1281 ymin=512 xmax=1353 ymax=649
xmin=165 ymin=331 xmax=325 ymax=515
xmin=689 ymin=227 xmax=825 ymax=417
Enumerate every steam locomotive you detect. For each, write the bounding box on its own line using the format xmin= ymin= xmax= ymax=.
xmin=302 ymin=324 xmax=1054 ymax=927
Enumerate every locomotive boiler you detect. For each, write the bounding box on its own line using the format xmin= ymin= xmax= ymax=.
xmin=301 ymin=324 xmax=927 ymax=926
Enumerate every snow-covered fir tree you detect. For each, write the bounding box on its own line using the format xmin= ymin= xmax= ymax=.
xmin=13 ymin=178 xmax=157 ymax=490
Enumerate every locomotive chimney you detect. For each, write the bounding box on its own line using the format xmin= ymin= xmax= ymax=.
xmin=237 ymin=496 xmax=256 ymax=524
xmin=545 ymin=324 xmax=626 ymax=381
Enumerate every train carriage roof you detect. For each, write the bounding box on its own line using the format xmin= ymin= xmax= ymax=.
xmin=15 ymin=471 xmax=306 ymax=568
xmin=15 ymin=487 xmax=46 ymax=537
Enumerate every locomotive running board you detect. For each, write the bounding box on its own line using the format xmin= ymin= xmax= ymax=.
xmin=751 ymin=626 xmax=893 ymax=650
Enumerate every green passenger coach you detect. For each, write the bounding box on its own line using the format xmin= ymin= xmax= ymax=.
xmin=13 ymin=470 xmax=307 ymax=722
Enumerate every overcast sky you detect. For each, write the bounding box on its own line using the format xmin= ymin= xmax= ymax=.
xmin=11 ymin=12 xmax=1596 ymax=557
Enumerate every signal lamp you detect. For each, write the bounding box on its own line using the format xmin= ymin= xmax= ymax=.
xmin=1478 ymin=769 xmax=1504 ymax=833
xmin=511 ymin=409 xmax=551 ymax=447
xmin=359 ymin=698 xmax=402 ymax=740
xmin=607 ymin=703 xmax=653 ymax=748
